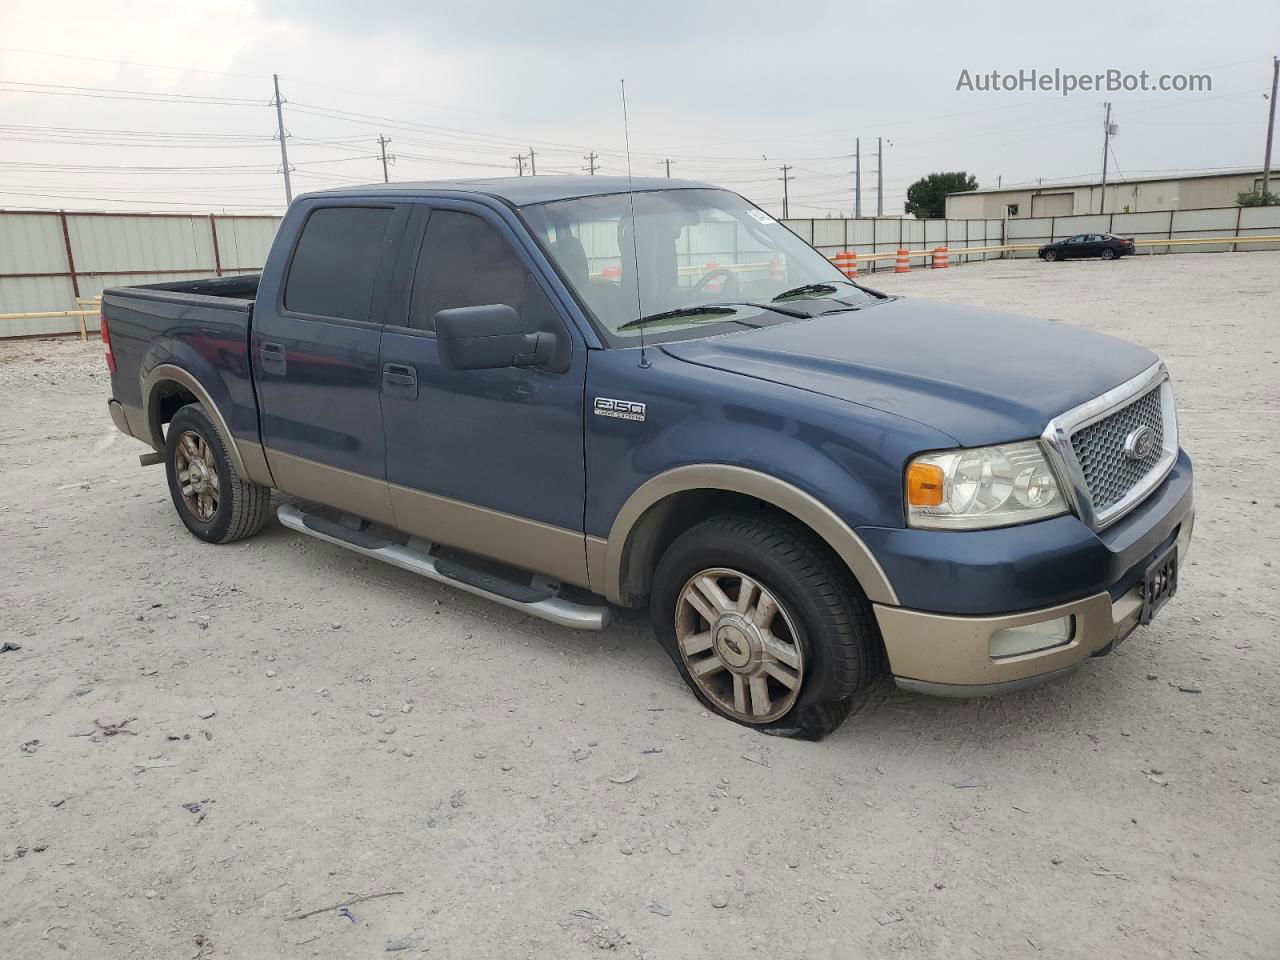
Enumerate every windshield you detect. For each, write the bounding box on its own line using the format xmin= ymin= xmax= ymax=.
xmin=521 ymin=188 xmax=877 ymax=346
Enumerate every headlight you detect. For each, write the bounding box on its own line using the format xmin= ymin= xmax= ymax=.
xmin=905 ymin=440 xmax=1067 ymax=530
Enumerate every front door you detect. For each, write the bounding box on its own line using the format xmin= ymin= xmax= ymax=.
xmin=378 ymin=201 xmax=590 ymax=587
xmin=252 ymin=200 xmax=407 ymax=524
xmin=1061 ymin=235 xmax=1085 ymax=259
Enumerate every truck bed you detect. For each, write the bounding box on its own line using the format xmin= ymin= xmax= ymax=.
xmin=119 ymin=273 xmax=261 ymax=306
xmin=102 ymin=273 xmax=263 ymax=449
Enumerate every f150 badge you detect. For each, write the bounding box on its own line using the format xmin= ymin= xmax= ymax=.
xmin=594 ymin=397 xmax=647 ymax=422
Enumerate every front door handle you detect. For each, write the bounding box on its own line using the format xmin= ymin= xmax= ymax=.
xmin=382 ymin=362 xmax=418 ymax=399
xmin=260 ymin=341 xmax=287 ymax=375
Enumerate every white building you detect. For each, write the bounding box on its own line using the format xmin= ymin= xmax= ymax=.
xmin=946 ymin=169 xmax=1271 ymax=219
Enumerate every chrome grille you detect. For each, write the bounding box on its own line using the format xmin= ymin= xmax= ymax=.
xmin=1069 ymin=386 xmax=1165 ymax=513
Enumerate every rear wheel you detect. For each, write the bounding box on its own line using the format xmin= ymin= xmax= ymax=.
xmin=650 ymin=514 xmax=883 ymax=740
xmin=1101 ymin=247 xmax=1117 ymax=260
xmin=164 ymin=403 xmax=270 ymax=544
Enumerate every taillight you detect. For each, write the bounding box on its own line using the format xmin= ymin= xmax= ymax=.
xmin=101 ymin=312 xmax=117 ymax=373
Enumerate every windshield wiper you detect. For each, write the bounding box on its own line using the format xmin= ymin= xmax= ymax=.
xmin=771 ymin=282 xmax=851 ymax=302
xmin=617 ymin=305 xmax=741 ymax=331
xmin=716 ymin=300 xmax=811 ymax=319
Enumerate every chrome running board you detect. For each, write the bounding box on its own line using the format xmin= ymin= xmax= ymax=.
xmin=276 ymin=502 xmax=612 ymax=631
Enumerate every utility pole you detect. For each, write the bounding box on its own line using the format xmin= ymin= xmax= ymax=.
xmin=779 ymin=164 xmax=793 ymax=218
xmin=1263 ymin=56 xmax=1279 ymax=199
xmin=528 ymin=147 xmax=537 ymax=176
xmin=1099 ymin=101 xmax=1113 ymax=214
xmin=876 ymin=136 xmax=883 ymax=218
xmin=854 ymin=138 xmax=862 ymax=219
xmin=512 ymin=154 xmax=527 ymax=176
xmin=377 ymin=135 xmax=393 ymax=183
xmin=661 ymin=158 xmax=673 ymax=178
xmin=584 ymin=151 xmax=599 ymax=175
xmin=271 ymin=74 xmax=293 ymax=205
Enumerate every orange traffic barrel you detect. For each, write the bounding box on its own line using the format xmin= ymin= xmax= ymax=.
xmin=932 ymin=246 xmax=950 ymax=269
xmin=894 ymin=249 xmax=910 ymax=273
xmin=832 ymin=251 xmax=858 ymax=279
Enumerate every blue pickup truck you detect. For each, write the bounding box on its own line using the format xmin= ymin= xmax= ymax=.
xmin=103 ymin=176 xmax=1193 ymax=739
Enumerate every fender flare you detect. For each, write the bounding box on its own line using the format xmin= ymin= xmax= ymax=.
xmin=141 ymin=363 xmax=271 ymax=485
xmin=597 ymin=464 xmax=898 ymax=607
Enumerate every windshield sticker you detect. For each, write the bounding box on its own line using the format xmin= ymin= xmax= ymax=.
xmin=746 ymin=209 xmax=777 ymax=225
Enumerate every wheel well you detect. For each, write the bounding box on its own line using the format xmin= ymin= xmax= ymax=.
xmin=149 ymin=380 xmax=198 ymax=443
xmin=617 ymin=490 xmax=837 ymax=607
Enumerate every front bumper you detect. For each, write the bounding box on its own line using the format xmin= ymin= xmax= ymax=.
xmin=876 ymin=511 xmax=1192 ymax=696
xmin=869 ymin=463 xmax=1194 ymax=696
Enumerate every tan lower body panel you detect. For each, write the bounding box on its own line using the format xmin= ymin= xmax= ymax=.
xmin=874 ymin=589 xmax=1140 ymax=689
xmin=267 ymin=449 xmax=397 ymax=526
xmin=389 ymin=483 xmax=590 ymax=590
xmin=262 ymin=448 xmax=590 ymax=590
xmin=236 ymin=440 xmax=274 ymax=488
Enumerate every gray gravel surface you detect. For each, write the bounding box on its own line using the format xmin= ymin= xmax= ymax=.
xmin=1 ymin=252 xmax=1277 ymax=959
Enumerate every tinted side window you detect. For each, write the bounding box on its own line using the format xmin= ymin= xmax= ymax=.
xmin=284 ymin=206 xmax=393 ymax=321
xmin=409 ymin=210 xmax=547 ymax=333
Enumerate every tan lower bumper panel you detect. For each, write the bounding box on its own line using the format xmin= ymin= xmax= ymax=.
xmin=875 ymin=587 xmax=1143 ymax=697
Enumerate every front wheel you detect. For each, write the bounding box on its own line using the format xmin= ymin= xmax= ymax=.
xmin=1043 ymin=249 xmax=1058 ymax=262
xmin=164 ymin=403 xmax=271 ymax=544
xmin=650 ymin=514 xmax=883 ymax=740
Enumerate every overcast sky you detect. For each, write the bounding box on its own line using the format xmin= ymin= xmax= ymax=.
xmin=1 ymin=0 xmax=1277 ymax=216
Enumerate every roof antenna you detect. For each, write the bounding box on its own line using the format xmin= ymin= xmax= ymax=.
xmin=621 ymin=78 xmax=650 ymax=369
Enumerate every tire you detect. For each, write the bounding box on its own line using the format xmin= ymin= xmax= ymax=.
xmin=1043 ymin=250 xmax=1058 ymax=262
xmin=164 ymin=403 xmax=271 ymax=544
xmin=649 ymin=513 xmax=883 ymax=740
xmin=1101 ymin=248 xmax=1116 ymax=260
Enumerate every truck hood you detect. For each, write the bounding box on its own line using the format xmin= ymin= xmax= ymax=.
xmin=660 ymin=297 xmax=1157 ymax=447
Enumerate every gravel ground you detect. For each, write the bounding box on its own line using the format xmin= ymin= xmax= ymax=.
xmin=1 ymin=252 xmax=1277 ymax=960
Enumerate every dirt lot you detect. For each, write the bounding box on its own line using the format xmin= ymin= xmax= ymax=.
xmin=2 ymin=252 xmax=1277 ymax=960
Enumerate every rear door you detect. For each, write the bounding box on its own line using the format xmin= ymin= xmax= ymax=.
xmin=252 ymin=200 xmax=408 ymax=523
xmin=377 ymin=200 xmax=590 ymax=587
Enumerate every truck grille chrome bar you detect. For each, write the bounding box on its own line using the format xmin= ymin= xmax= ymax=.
xmin=1041 ymin=362 xmax=1179 ymax=530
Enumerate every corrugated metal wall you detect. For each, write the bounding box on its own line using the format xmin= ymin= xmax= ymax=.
xmin=0 ymin=210 xmax=280 ymax=337
xmin=3 ymin=205 xmax=1276 ymax=338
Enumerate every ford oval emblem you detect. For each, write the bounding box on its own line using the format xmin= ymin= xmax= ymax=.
xmin=1124 ymin=425 xmax=1156 ymax=461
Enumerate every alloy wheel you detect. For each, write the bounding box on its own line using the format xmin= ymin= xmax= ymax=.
xmin=674 ymin=567 xmax=805 ymax=723
xmin=173 ymin=430 xmax=220 ymax=522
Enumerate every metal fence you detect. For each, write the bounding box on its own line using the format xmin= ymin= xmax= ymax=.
xmin=2 ymin=204 xmax=1277 ymax=338
xmin=0 ymin=210 xmax=280 ymax=337
xmin=781 ymin=217 xmax=1005 ymax=271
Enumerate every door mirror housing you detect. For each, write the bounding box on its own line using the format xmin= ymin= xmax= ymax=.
xmin=434 ymin=304 xmax=555 ymax=371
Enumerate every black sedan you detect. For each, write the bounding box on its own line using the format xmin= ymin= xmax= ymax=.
xmin=1039 ymin=233 xmax=1136 ymax=261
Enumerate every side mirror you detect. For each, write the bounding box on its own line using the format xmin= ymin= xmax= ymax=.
xmin=434 ymin=304 xmax=554 ymax=371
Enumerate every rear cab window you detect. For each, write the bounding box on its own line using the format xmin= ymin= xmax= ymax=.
xmin=284 ymin=206 xmax=394 ymax=321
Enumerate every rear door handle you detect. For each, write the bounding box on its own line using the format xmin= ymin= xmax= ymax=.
xmin=259 ymin=341 xmax=287 ymax=375
xmin=382 ymin=362 xmax=418 ymax=399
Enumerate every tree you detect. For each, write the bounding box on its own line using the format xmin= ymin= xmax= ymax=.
xmin=905 ymin=172 xmax=979 ymax=219
xmin=1237 ymin=189 xmax=1280 ymax=207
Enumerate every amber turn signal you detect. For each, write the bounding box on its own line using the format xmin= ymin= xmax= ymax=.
xmin=906 ymin=461 xmax=945 ymax=507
